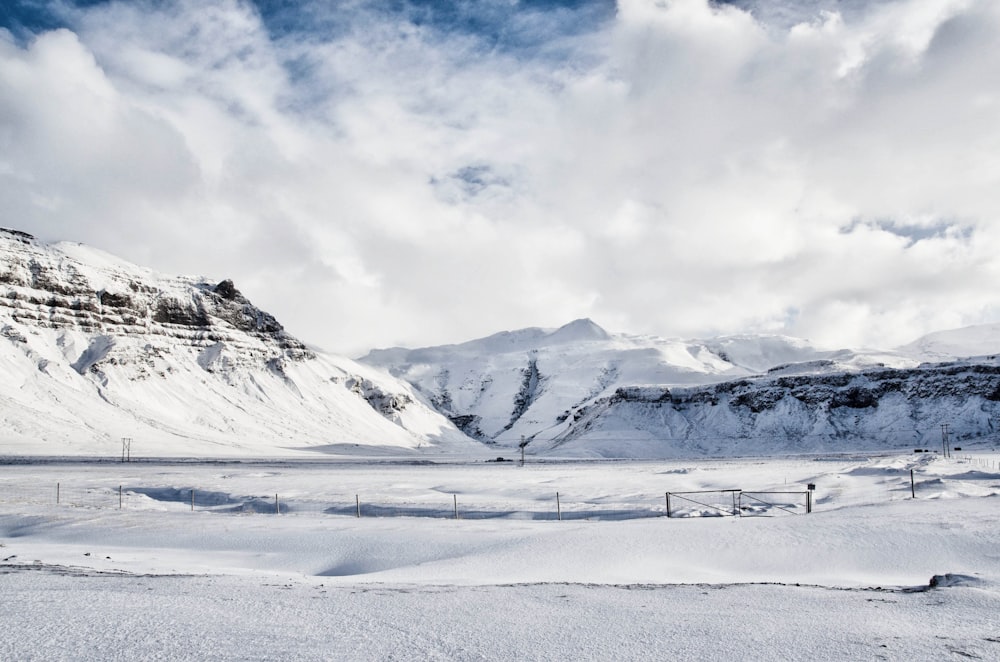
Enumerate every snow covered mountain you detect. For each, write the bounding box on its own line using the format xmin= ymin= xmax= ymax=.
xmin=360 ymin=319 xmax=1000 ymax=458
xmin=896 ymin=323 xmax=1000 ymax=362
xmin=0 ymin=228 xmax=474 ymax=457
xmin=360 ymin=318 xmax=749 ymax=442
xmin=8 ymin=226 xmax=1000 ymax=460
xmin=549 ymin=358 xmax=1000 ymax=458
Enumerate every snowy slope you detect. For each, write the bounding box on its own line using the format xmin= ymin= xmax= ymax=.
xmin=362 ymin=319 xmax=1000 ymax=458
xmin=360 ymin=319 xmax=912 ymax=448
xmin=363 ymin=319 xmax=742 ymax=442
xmin=0 ymin=229 xmax=475 ymax=457
xmin=550 ymin=359 xmax=1000 ymax=458
xmin=897 ymin=322 xmax=1000 ymax=362
xmin=2 ymin=455 xmax=999 ymax=660
xmin=7 ymin=225 xmax=1000 ymax=460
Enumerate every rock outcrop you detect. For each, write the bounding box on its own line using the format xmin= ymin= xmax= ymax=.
xmin=0 ymin=229 xmax=471 ymax=456
xmin=362 ymin=314 xmax=1000 ymax=458
xmin=552 ymin=360 xmax=1000 ymax=456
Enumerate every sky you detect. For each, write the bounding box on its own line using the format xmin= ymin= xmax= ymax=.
xmin=2 ymin=0 xmax=999 ymax=356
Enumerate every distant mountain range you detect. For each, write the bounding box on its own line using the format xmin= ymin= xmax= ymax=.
xmin=5 ymin=226 xmax=1000 ymax=459
xmin=360 ymin=318 xmax=1000 ymax=458
xmin=0 ymin=228 xmax=472 ymax=457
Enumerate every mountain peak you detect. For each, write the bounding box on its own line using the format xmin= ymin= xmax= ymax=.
xmin=547 ymin=318 xmax=610 ymax=343
xmin=897 ymin=322 xmax=1000 ymax=361
xmin=0 ymin=228 xmax=474 ymax=456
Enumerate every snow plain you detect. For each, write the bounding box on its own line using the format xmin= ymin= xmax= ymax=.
xmin=2 ymin=452 xmax=999 ymax=660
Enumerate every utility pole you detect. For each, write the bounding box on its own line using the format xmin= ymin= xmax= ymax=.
xmin=519 ymin=436 xmax=528 ymax=467
xmin=941 ymin=424 xmax=950 ymax=459
xmin=121 ymin=437 xmax=132 ymax=463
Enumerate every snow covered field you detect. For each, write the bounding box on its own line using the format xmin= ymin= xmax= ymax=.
xmin=2 ymin=453 xmax=999 ymax=660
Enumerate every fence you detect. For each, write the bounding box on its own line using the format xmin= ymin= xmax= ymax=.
xmin=3 ymin=483 xmax=669 ymax=521
xmin=664 ymin=490 xmax=812 ymax=518
xmin=0 ymin=475 xmax=976 ymax=521
xmin=1 ymin=455 xmax=994 ymax=521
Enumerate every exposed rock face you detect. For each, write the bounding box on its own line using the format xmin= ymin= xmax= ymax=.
xmin=0 ymin=229 xmax=310 ymax=361
xmin=503 ymin=355 xmax=542 ymax=433
xmin=447 ymin=414 xmax=485 ymax=440
xmin=344 ymin=376 xmax=413 ymax=419
xmin=358 ymin=318 xmax=783 ymax=445
xmin=555 ymin=360 xmax=1000 ymax=455
xmin=361 ymin=312 xmax=1000 ymax=457
xmin=0 ymin=228 xmax=469 ymax=455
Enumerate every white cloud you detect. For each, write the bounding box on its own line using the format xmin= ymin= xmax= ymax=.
xmin=2 ymin=0 xmax=1000 ymax=353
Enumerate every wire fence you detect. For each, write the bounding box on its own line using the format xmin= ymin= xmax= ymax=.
xmin=664 ymin=490 xmax=813 ymax=518
xmin=1 ymin=484 xmax=669 ymax=521
xmin=1 ymin=455 xmax=996 ymax=521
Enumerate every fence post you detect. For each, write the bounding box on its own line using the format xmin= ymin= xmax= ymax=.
xmin=806 ymin=490 xmax=812 ymax=514
xmin=119 ymin=485 xmax=122 ymax=510
xmin=56 ymin=482 xmax=60 ymax=505
xmin=275 ymin=494 xmax=279 ymax=515
xmin=556 ymin=492 xmax=561 ymax=521
xmin=191 ymin=489 xmax=195 ymax=511
xmin=665 ymin=492 xmax=671 ymax=518
xmin=910 ymin=469 xmax=915 ymax=499
xmin=453 ymin=494 xmax=459 ymax=520
xmin=356 ymin=494 xmax=361 ymax=518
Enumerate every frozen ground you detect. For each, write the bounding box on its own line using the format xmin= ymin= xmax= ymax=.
xmin=2 ymin=453 xmax=999 ymax=660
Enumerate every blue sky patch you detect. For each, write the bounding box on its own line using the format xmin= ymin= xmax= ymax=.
xmin=841 ymin=218 xmax=974 ymax=248
xmin=2 ymin=1 xmax=616 ymax=54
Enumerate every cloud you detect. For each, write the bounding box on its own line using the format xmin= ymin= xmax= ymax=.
xmin=2 ymin=0 xmax=1000 ymax=354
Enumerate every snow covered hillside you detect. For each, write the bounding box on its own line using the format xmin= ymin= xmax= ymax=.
xmin=552 ymin=358 xmax=1000 ymax=458
xmin=362 ymin=319 xmax=841 ymax=442
xmin=361 ymin=319 xmax=1000 ymax=458
xmin=0 ymin=229 xmax=474 ymax=456
xmin=897 ymin=322 xmax=1000 ymax=362
xmin=7 ymin=226 xmax=1000 ymax=460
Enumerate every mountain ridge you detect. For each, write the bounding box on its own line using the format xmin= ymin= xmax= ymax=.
xmin=0 ymin=228 xmax=475 ymax=457
xmin=8 ymin=227 xmax=1000 ymax=459
xmin=360 ymin=317 xmax=1000 ymax=457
